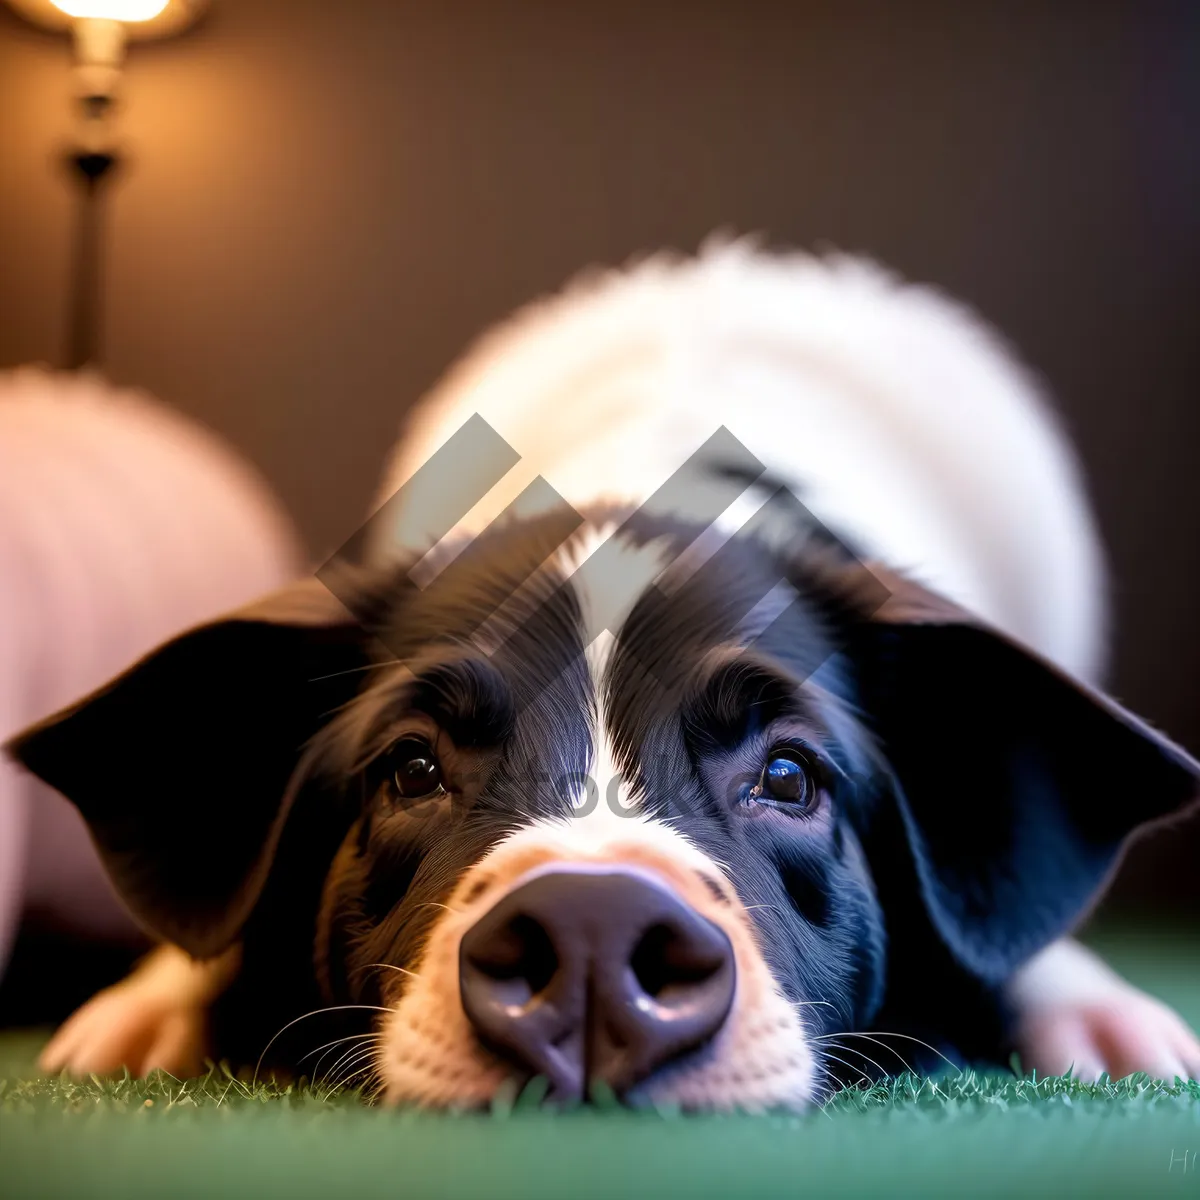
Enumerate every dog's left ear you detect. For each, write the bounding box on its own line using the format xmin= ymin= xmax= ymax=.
xmin=841 ymin=564 xmax=1200 ymax=987
xmin=6 ymin=578 xmax=376 ymax=959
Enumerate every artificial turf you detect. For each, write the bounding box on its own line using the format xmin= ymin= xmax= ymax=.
xmin=2 ymin=922 xmax=1199 ymax=1199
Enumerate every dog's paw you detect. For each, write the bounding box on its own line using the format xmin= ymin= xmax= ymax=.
xmin=1017 ymin=991 xmax=1200 ymax=1084
xmin=1011 ymin=940 xmax=1200 ymax=1084
xmin=37 ymin=942 xmax=239 ymax=1079
xmin=38 ymin=973 xmax=209 ymax=1079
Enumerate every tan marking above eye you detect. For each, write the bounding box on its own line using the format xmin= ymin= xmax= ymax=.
xmin=699 ymin=873 xmax=731 ymax=904
xmin=460 ymin=875 xmax=494 ymax=905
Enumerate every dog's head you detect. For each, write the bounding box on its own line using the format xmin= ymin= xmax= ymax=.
xmin=10 ymin=510 xmax=1198 ymax=1110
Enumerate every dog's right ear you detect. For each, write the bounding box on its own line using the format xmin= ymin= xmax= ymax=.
xmin=6 ymin=578 xmax=377 ymax=959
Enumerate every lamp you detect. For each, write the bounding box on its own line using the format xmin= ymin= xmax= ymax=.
xmin=8 ymin=1 xmax=207 ymax=102
xmin=4 ymin=0 xmax=208 ymax=367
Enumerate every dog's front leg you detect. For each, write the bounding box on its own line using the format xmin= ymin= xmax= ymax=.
xmin=38 ymin=942 xmax=241 ymax=1079
xmin=1008 ymin=937 xmax=1200 ymax=1083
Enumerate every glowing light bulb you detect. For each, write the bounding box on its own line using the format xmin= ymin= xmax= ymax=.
xmin=50 ymin=0 xmax=168 ymax=20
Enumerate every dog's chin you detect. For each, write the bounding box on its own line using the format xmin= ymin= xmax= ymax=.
xmin=376 ymin=1020 xmax=817 ymax=1114
xmin=371 ymin=814 xmax=819 ymax=1112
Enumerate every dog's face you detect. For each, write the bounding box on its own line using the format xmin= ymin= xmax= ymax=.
xmin=10 ymin=511 xmax=1198 ymax=1111
xmin=313 ymin=517 xmax=887 ymax=1109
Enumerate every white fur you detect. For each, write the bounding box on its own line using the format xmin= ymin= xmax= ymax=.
xmin=376 ymin=241 xmax=1105 ymax=683
xmin=554 ymin=529 xmax=671 ymax=830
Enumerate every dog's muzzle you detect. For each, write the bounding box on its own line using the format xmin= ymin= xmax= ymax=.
xmin=458 ymin=865 xmax=736 ymax=1101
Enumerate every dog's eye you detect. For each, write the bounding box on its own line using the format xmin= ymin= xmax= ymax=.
xmin=747 ymin=745 xmax=820 ymax=813
xmin=388 ymin=736 xmax=446 ymax=801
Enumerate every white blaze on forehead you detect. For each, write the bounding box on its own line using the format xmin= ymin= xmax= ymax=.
xmin=558 ymin=527 xmax=669 ymax=824
xmin=470 ymin=525 xmax=705 ymax=859
xmin=556 ymin=523 xmax=674 ymax=644
xmin=463 ymin=520 xmax=674 ymax=661
xmin=579 ymin=628 xmax=622 ymax=814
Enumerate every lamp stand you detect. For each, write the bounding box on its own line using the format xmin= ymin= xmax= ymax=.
xmin=65 ymin=143 xmax=119 ymax=371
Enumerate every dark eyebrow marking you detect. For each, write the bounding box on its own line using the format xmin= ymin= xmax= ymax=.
xmin=315 ymin=653 xmax=516 ymax=779
xmin=681 ymin=650 xmax=809 ymax=753
xmin=405 ymin=655 xmax=515 ymax=747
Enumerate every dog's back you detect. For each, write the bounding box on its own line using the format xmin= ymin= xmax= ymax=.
xmin=379 ymin=242 xmax=1104 ymax=682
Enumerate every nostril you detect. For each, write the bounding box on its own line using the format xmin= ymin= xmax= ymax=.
xmin=630 ymin=922 xmax=726 ymax=1000
xmin=466 ymin=913 xmax=559 ymax=996
xmin=460 ymin=868 xmax=738 ymax=1102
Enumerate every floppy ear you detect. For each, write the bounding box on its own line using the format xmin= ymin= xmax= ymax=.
xmin=5 ymin=578 xmax=375 ymax=959
xmin=844 ymin=566 xmax=1200 ymax=987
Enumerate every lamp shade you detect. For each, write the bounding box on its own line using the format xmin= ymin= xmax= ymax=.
xmin=5 ymin=0 xmax=207 ymax=40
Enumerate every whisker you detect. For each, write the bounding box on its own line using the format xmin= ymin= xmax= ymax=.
xmin=815 ymin=1035 xmax=892 ymax=1084
xmin=791 ymin=996 xmax=842 ymax=1037
xmin=352 ymin=1042 xmax=391 ymax=1106
xmin=815 ymin=1047 xmax=872 ymax=1093
xmin=308 ymin=661 xmax=405 ymax=683
xmin=815 ymin=1030 xmax=915 ymax=1075
xmin=365 ymin=962 xmax=423 ymax=982
xmin=253 ymin=1004 xmax=393 ymax=1087
xmin=323 ymin=1045 xmax=374 ymax=1087
xmin=314 ymin=1040 xmax=377 ymax=1083
xmin=300 ymin=1032 xmax=379 ymax=1079
xmin=825 ymin=1030 xmax=962 ymax=1076
xmin=413 ymin=901 xmax=464 ymax=917
xmin=355 ymin=1069 xmax=387 ymax=1106
xmin=299 ymin=1032 xmax=378 ymax=1066
xmin=320 ymin=1054 xmax=373 ymax=1093
xmin=324 ymin=1044 xmax=382 ymax=1092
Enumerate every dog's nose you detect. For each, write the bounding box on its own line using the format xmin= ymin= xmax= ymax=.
xmin=459 ymin=867 xmax=735 ymax=1102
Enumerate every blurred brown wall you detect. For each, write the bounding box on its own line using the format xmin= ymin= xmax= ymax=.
xmin=0 ymin=0 xmax=1197 ymax=909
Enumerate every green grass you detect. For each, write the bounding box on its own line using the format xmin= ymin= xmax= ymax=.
xmin=3 ymin=923 xmax=1199 ymax=1199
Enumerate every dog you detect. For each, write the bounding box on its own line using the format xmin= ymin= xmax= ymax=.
xmin=10 ymin=244 xmax=1200 ymax=1110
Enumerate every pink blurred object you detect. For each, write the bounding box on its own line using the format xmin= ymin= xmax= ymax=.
xmin=0 ymin=367 xmax=301 ymax=978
